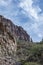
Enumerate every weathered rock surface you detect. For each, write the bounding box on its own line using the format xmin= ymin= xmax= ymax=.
xmin=0 ymin=15 xmax=17 ymax=65
xmin=0 ymin=15 xmax=30 ymax=42
xmin=0 ymin=25 xmax=17 ymax=65
xmin=0 ymin=15 xmax=31 ymax=65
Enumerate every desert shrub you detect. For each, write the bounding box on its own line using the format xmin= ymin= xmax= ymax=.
xmin=23 ymin=62 xmax=40 ymax=65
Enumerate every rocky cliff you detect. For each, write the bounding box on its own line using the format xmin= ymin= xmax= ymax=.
xmin=0 ymin=15 xmax=30 ymax=42
xmin=0 ymin=16 xmax=17 ymax=65
xmin=0 ymin=15 xmax=31 ymax=65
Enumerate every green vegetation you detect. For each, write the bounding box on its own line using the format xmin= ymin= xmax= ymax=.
xmin=17 ymin=40 xmax=43 ymax=65
xmin=24 ymin=62 xmax=40 ymax=65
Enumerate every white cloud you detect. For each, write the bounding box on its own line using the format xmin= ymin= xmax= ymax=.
xmin=38 ymin=34 xmax=42 ymax=38
xmin=0 ymin=0 xmax=18 ymax=16
xmin=19 ymin=0 xmax=41 ymax=20
xmin=0 ymin=0 xmax=12 ymax=7
xmin=19 ymin=0 xmax=43 ymax=39
xmin=0 ymin=0 xmax=43 ymax=41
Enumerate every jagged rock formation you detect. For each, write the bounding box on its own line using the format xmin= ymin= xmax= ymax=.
xmin=0 ymin=18 xmax=17 ymax=65
xmin=0 ymin=15 xmax=16 ymax=65
xmin=0 ymin=15 xmax=30 ymax=42
xmin=0 ymin=15 xmax=31 ymax=65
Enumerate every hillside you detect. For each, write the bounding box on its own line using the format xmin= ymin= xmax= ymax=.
xmin=0 ymin=15 xmax=43 ymax=65
xmin=0 ymin=15 xmax=31 ymax=65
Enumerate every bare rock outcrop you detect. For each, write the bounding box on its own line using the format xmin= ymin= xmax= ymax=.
xmin=0 ymin=15 xmax=31 ymax=65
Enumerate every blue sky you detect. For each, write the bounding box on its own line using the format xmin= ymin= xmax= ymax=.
xmin=0 ymin=0 xmax=43 ymax=42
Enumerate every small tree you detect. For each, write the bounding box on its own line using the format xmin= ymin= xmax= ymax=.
xmin=31 ymin=38 xmax=33 ymax=42
xmin=40 ymin=38 xmax=43 ymax=44
xmin=42 ymin=38 xmax=43 ymax=42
